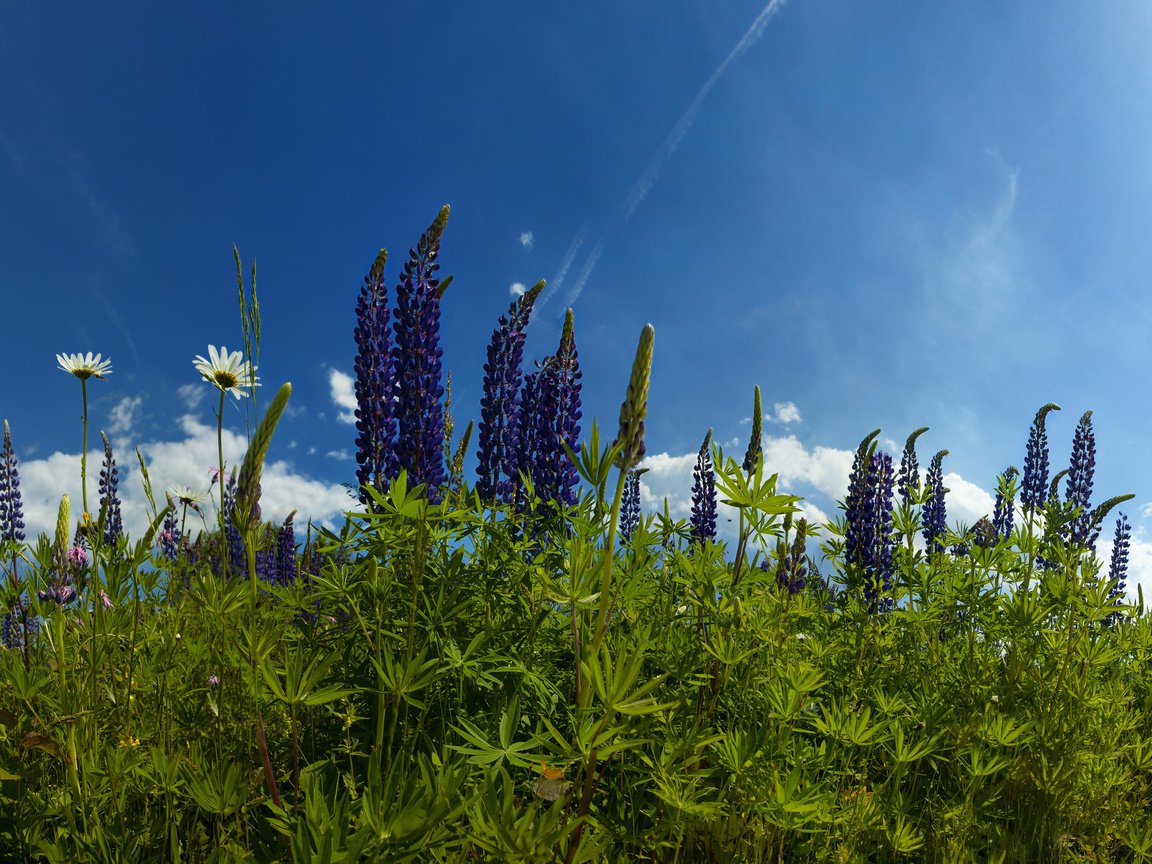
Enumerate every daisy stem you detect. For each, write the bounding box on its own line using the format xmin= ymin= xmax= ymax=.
xmin=217 ymin=389 xmax=227 ymax=576
xmin=80 ymin=378 xmax=89 ymax=521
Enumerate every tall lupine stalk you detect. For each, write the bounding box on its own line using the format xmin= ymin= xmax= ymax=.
xmin=98 ymin=432 xmax=122 ymax=547
xmin=353 ymin=249 xmax=397 ymax=506
xmin=844 ymin=431 xmax=894 ymax=613
xmin=1106 ymin=513 xmax=1130 ymax=625
xmin=392 ymin=206 xmax=450 ymax=504
xmin=861 ymin=452 xmax=896 ymax=613
xmin=993 ymin=466 xmax=1019 ymax=543
xmin=476 ymin=281 xmax=544 ymax=503
xmin=922 ymin=450 xmax=949 ymax=557
xmin=742 ymin=385 xmax=762 ymax=475
xmin=844 ymin=430 xmax=880 ymax=571
xmin=0 ymin=420 xmax=28 ymax=665
xmin=689 ymin=429 xmax=717 ymax=548
xmin=528 ymin=310 xmax=583 ymax=512
xmin=1064 ymin=410 xmax=1096 ymax=550
xmin=1021 ymin=403 xmax=1060 ymax=590
xmin=571 ymin=323 xmax=653 ymax=864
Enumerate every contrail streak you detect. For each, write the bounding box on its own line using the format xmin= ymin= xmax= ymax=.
xmin=562 ymin=0 xmax=789 ymax=310
xmin=533 ymin=224 xmax=587 ymax=321
xmin=622 ymin=0 xmax=789 ymax=220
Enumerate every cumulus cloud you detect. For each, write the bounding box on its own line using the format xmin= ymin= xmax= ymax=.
xmin=177 ymin=383 xmax=204 ymax=412
xmin=15 ymin=413 xmax=355 ymax=543
xmin=509 ymin=282 xmax=527 ymax=298
xmin=329 ymin=369 xmax=357 ymax=424
xmin=106 ymin=395 xmax=143 ymax=439
xmin=326 ymin=449 xmax=351 ymax=460
xmin=519 ymin=231 xmax=535 ymax=249
xmin=772 ymin=402 xmax=801 ymax=424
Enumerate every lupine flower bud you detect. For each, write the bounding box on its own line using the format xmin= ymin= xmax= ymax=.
xmin=689 ymin=430 xmax=717 ymax=548
xmin=476 ymin=280 xmax=544 ymax=503
xmin=1021 ymin=403 xmax=1060 ymax=512
xmin=354 ymin=249 xmax=397 ymax=505
xmin=992 ymin=466 xmax=1018 ymax=542
xmin=613 ymin=324 xmax=654 ymax=471
xmin=897 ymin=427 xmax=929 ymax=507
xmin=0 ymin=421 xmax=25 ymax=545
xmin=392 ymin=206 xmax=450 ymax=504
xmin=1065 ymin=410 xmax=1096 ymax=549
xmin=742 ymin=386 xmax=762 ymax=475
xmin=99 ymin=432 xmax=122 ymax=546
xmin=922 ymin=450 xmax=949 ymax=556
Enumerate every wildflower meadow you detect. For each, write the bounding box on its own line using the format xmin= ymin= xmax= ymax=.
xmin=3 ymin=206 xmax=1152 ymax=862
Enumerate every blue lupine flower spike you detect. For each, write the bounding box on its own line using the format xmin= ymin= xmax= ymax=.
xmin=392 ymin=205 xmax=451 ymax=503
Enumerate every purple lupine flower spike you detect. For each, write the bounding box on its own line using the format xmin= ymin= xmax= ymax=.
xmin=897 ymin=427 xmax=929 ymax=507
xmin=843 ymin=430 xmax=881 ymax=569
xmin=1105 ymin=513 xmax=1130 ymax=625
xmin=0 ymin=420 xmax=25 ymax=545
xmin=276 ymin=512 xmax=297 ymax=585
xmin=992 ymin=466 xmax=1019 ymax=543
xmin=392 ymin=205 xmax=450 ymax=504
xmin=922 ymin=450 xmax=949 ymax=556
xmin=99 ymin=432 xmax=122 ymax=546
xmin=1065 ymin=410 xmax=1096 ymax=549
xmin=512 ymin=370 xmax=541 ymax=512
xmin=689 ymin=430 xmax=717 ymax=548
xmin=476 ymin=281 xmax=545 ymax=503
xmin=353 ymin=249 xmax=397 ymax=506
xmin=1021 ymin=403 xmax=1061 ymax=512
xmin=862 ymin=452 xmax=895 ymax=612
xmin=222 ymin=469 xmax=244 ymax=576
xmin=620 ymin=469 xmax=643 ymax=543
xmin=552 ymin=309 xmax=583 ymax=509
xmin=776 ymin=518 xmax=809 ymax=594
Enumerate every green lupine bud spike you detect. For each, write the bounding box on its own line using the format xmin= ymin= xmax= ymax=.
xmin=904 ymin=427 xmax=930 ymax=451
xmin=369 ymin=248 xmax=388 ymax=284
xmin=856 ymin=429 xmax=882 ymax=460
xmin=1090 ymin=494 xmax=1136 ymax=533
xmin=1048 ymin=468 xmax=1069 ymax=502
xmin=523 ymin=279 xmax=546 ymax=309
xmin=613 ymin=324 xmax=655 ymax=471
xmin=435 ymin=274 xmax=454 ymax=300
xmin=742 ymin=385 xmax=762 ymax=474
xmin=427 ymin=204 xmax=451 ymax=255
xmin=54 ymin=495 xmax=70 ymax=558
xmin=236 ymin=382 xmax=292 ymax=533
xmin=561 ymin=308 xmax=575 ymax=353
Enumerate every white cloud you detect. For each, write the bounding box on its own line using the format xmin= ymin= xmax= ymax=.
xmin=106 ymin=395 xmax=143 ymax=439
xmin=14 ymin=413 xmax=356 ymax=544
xmin=177 ymin=383 xmax=204 ymax=412
xmin=329 ymin=369 xmax=357 ymax=424
xmin=772 ymin=401 xmax=801 ymax=424
xmin=509 ymin=282 xmax=526 ymax=298
xmin=519 ymin=231 xmax=535 ymax=249
xmin=326 ymin=449 xmax=351 ymax=461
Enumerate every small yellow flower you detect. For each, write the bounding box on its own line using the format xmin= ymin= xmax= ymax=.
xmin=118 ymin=734 xmax=140 ymax=749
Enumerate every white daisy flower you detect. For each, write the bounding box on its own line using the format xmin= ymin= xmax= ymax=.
xmin=193 ymin=345 xmax=258 ymax=399
xmin=56 ymin=352 xmax=113 ymax=380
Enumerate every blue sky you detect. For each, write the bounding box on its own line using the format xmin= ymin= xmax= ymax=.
xmin=4 ymin=2 xmax=1152 ymax=595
